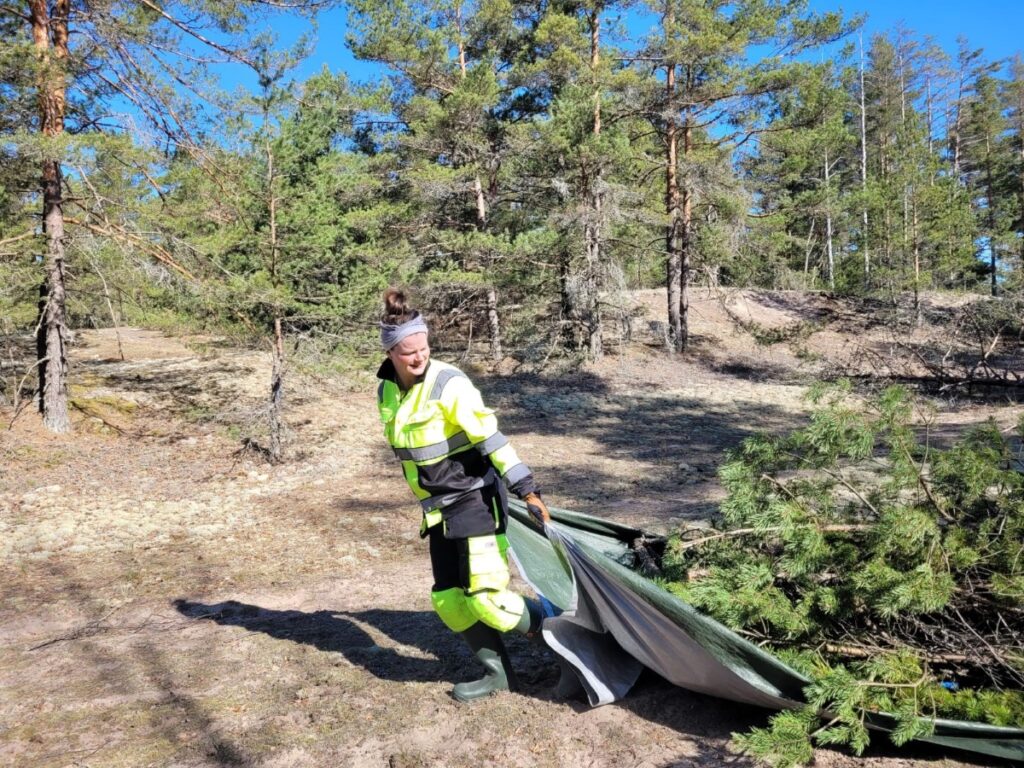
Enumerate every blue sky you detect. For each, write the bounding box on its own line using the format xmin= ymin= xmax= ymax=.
xmin=265 ymin=0 xmax=1024 ymax=89
xmin=813 ymin=0 xmax=1023 ymax=63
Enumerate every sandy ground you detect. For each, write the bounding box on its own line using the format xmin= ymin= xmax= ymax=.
xmin=1 ymin=290 xmax=1019 ymax=768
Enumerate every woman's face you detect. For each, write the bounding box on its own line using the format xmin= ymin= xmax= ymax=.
xmin=388 ymin=332 xmax=430 ymax=387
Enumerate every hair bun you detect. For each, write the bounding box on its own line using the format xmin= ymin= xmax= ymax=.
xmin=382 ymin=288 xmax=414 ymax=324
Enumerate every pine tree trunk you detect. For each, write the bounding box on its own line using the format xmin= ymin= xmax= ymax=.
xmin=898 ymin=45 xmax=911 ymax=301
xmin=679 ymin=119 xmax=692 ymax=353
xmin=883 ymin=208 xmax=891 ymax=279
xmin=485 ymin=287 xmax=502 ymax=362
xmin=986 ymin=143 xmax=998 ymax=296
xmin=926 ymin=76 xmax=935 ymax=160
xmin=665 ymin=60 xmax=682 ymax=352
xmin=824 ymin=150 xmax=835 ymax=290
xmin=87 ymin=254 xmax=125 ymax=361
xmin=804 ymin=218 xmax=816 ymax=282
xmin=584 ymin=221 xmax=603 ymax=359
xmin=266 ymin=137 xmax=279 ymax=286
xmin=903 ymin=185 xmax=910 ymax=294
xmin=859 ymin=35 xmax=870 ymax=288
xmin=1014 ymin=61 xmax=1024 ymax=268
xmin=952 ymin=64 xmax=966 ymax=179
xmin=559 ymin=255 xmax=579 ymax=350
xmin=269 ymin=318 xmax=284 ymax=464
xmin=1019 ymin=143 xmax=1024 ymax=266
xmin=31 ymin=0 xmax=71 ymax=433
xmin=585 ymin=8 xmax=603 ymax=361
xmin=457 ymin=13 xmax=503 ymax=361
xmin=913 ymin=195 xmax=922 ymax=327
xmin=473 ymin=175 xmax=487 ymax=224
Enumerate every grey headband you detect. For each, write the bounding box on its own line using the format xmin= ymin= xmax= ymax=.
xmin=380 ymin=311 xmax=429 ymax=351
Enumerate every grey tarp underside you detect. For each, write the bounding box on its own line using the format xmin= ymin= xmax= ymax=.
xmin=504 ymin=500 xmax=1024 ymax=763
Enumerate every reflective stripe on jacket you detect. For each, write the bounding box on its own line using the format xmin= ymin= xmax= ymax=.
xmin=376 ymin=359 xmax=536 ymax=527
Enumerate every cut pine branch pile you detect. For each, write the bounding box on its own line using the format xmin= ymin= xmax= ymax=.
xmin=660 ymin=381 xmax=1024 ymax=765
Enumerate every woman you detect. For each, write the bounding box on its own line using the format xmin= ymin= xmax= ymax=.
xmin=376 ymin=288 xmax=552 ymax=701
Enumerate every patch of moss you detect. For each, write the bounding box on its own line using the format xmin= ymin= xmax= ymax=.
xmin=70 ymin=394 xmax=138 ymax=415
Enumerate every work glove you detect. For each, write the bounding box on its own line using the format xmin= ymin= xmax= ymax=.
xmin=524 ymin=492 xmax=551 ymax=528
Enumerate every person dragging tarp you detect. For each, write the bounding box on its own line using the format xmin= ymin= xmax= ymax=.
xmin=375 ymin=288 xmax=553 ymax=701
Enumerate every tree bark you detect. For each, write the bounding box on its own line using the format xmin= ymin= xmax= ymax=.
xmin=86 ymin=254 xmax=125 ymax=361
xmin=803 ymin=218 xmax=816 ymax=281
xmin=951 ymin=55 xmax=967 ymax=179
xmin=559 ymin=255 xmax=579 ymax=350
xmin=266 ymin=137 xmax=280 ymax=286
xmin=679 ymin=117 xmax=692 ymax=352
xmin=665 ymin=74 xmax=681 ymax=352
xmin=913 ymin=195 xmax=922 ymax=327
xmin=664 ymin=4 xmax=683 ymax=352
xmin=899 ymin=42 xmax=910 ymax=292
xmin=268 ymin=317 xmax=284 ymax=463
xmin=456 ymin=8 xmax=502 ymax=361
xmin=985 ymin=137 xmax=998 ymax=296
xmin=859 ymin=35 xmax=871 ymax=288
xmin=478 ymin=182 xmax=503 ymax=362
xmin=1015 ymin=140 xmax=1024 ymax=268
xmin=1017 ymin=74 xmax=1024 ymax=267
xmin=584 ymin=7 xmax=603 ymax=360
xmin=824 ymin=149 xmax=835 ymax=290
xmin=925 ymin=75 xmax=935 ymax=160
xmin=485 ymin=287 xmax=502 ymax=362
xmin=31 ymin=0 xmax=71 ymax=433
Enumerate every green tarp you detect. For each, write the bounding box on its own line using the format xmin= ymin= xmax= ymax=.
xmin=505 ymin=500 xmax=1024 ymax=763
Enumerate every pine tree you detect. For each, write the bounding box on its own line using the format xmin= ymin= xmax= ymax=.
xmin=145 ymin=68 xmax=392 ymax=338
xmin=637 ymin=0 xmax=851 ymax=351
xmin=0 ymin=13 xmax=41 ymax=344
xmin=1004 ymin=56 xmax=1024 ymax=288
xmin=743 ymin=61 xmax=856 ymax=289
xmin=348 ymin=0 xmax=531 ymax=360
xmin=502 ymin=0 xmax=647 ymax=358
xmin=2 ymin=0 xmax=331 ymax=432
xmin=961 ymin=70 xmax=1012 ymax=296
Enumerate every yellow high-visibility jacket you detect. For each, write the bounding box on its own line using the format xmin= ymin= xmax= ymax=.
xmin=376 ymin=359 xmax=536 ymax=536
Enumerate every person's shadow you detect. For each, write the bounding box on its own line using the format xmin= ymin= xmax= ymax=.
xmin=173 ymin=599 xmax=470 ymax=684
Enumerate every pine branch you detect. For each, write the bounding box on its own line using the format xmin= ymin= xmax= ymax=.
xmin=136 ymin=0 xmax=258 ymax=70
xmin=63 ymin=217 xmax=196 ymax=281
xmin=0 ymin=230 xmax=36 ymax=247
xmin=678 ymin=523 xmax=871 ymax=551
xmin=898 ymin=442 xmax=954 ymax=522
xmin=786 ymin=454 xmax=880 ymax=516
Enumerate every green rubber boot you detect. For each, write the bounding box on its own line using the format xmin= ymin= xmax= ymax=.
xmin=452 ymin=622 xmax=518 ymax=702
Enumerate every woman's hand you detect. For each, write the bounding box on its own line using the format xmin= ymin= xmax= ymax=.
xmin=524 ymin=492 xmax=551 ymax=527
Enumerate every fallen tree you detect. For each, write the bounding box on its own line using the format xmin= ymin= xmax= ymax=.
xmin=662 ymin=382 xmax=1023 ymax=766
xmin=843 ymin=298 xmax=1024 ymax=398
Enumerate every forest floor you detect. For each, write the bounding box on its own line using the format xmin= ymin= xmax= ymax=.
xmin=1 ymin=288 xmax=1021 ymax=768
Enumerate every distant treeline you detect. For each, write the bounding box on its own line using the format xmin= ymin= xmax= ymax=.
xmin=1 ymin=2 xmax=1022 ymax=430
